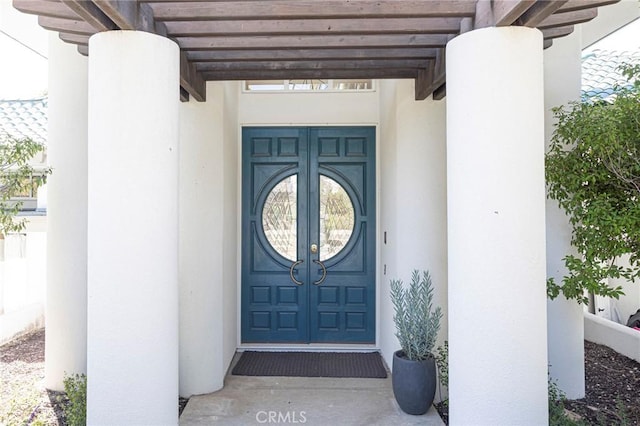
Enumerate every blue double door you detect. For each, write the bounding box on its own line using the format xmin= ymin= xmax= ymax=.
xmin=242 ymin=127 xmax=376 ymax=343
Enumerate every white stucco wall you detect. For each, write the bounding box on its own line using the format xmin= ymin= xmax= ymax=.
xmin=222 ymin=82 xmax=239 ymax=380
xmin=0 ymin=218 xmax=46 ymax=343
xmin=238 ymin=89 xmax=378 ymax=125
xmin=377 ymin=79 xmax=448 ymax=376
xmin=179 ymin=81 xmax=239 ymax=397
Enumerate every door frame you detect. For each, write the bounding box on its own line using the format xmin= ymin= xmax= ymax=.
xmin=236 ymin=124 xmax=381 ymax=350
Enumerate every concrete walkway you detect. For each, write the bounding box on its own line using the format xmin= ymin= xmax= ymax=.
xmin=180 ymin=374 xmax=444 ymax=426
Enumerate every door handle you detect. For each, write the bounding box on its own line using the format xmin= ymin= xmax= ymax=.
xmin=313 ymin=259 xmax=327 ymax=285
xmin=289 ymin=260 xmax=304 ymax=285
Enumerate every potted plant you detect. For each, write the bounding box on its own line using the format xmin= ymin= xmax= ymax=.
xmin=390 ymin=269 xmax=443 ymax=415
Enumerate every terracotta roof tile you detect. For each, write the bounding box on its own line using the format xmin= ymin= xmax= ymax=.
xmin=582 ymin=50 xmax=640 ymax=102
xmin=0 ymin=97 xmax=48 ymax=144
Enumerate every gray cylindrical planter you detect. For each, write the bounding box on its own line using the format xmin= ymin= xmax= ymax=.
xmin=392 ymin=350 xmax=437 ymax=415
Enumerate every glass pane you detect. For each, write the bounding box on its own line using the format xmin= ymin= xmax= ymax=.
xmin=320 ymin=176 xmax=355 ymax=261
xmin=262 ymin=175 xmax=297 ymax=261
xmin=288 ymin=79 xmax=328 ymax=91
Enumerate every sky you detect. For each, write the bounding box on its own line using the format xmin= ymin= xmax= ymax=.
xmin=0 ymin=1 xmax=48 ymax=100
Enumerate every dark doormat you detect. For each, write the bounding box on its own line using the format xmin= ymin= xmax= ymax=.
xmin=231 ymin=351 xmax=388 ymax=378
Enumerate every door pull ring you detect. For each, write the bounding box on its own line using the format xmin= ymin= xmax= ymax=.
xmin=313 ymin=260 xmax=327 ymax=285
xmin=289 ymin=260 xmax=304 ymax=285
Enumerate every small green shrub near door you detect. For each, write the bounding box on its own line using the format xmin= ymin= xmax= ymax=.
xmin=63 ymin=373 xmax=86 ymax=426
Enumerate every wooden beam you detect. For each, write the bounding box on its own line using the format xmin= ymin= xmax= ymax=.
xmin=179 ymin=51 xmax=207 ymax=102
xmin=61 ymin=0 xmax=118 ymax=31
xmin=59 ymin=32 xmax=90 ymax=45
xmin=474 ymin=0 xmax=536 ymax=28
xmin=38 ymin=16 xmax=96 ymax=36
xmin=187 ymin=48 xmax=439 ymax=62
xmin=517 ymin=1 xmax=569 ymax=27
xmin=178 ymin=34 xmax=451 ymax=50
xmin=13 ymin=0 xmax=80 ymax=20
xmin=541 ymin=25 xmax=575 ymax=39
xmin=415 ymin=48 xmax=446 ymax=100
xmin=415 ymin=61 xmax=435 ymax=101
xmin=196 ymin=59 xmax=429 ymax=72
xmin=538 ymin=9 xmax=598 ymax=28
xmin=201 ymin=69 xmax=417 ymax=81
xmin=416 ymin=49 xmax=447 ymax=101
xmin=164 ymin=17 xmax=462 ymax=37
xmin=558 ymin=0 xmax=619 ymax=13
xmin=433 ymin=83 xmax=447 ymax=100
xmin=93 ymin=0 xmax=144 ymax=31
xmin=151 ymin=1 xmax=477 ymax=20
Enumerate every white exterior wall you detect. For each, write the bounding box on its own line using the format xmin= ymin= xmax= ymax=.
xmin=87 ymin=31 xmax=179 ymax=425
xmin=222 ymin=82 xmax=239 ymax=381
xmin=377 ymin=79 xmax=448 ymax=374
xmin=544 ymin=30 xmax=585 ymax=399
xmin=447 ymin=27 xmax=548 ymax=425
xmin=179 ymin=81 xmax=238 ymax=397
xmin=0 ymin=218 xmax=46 ymax=343
xmin=238 ymin=89 xmax=378 ymax=125
xmin=45 ymin=34 xmax=88 ymax=391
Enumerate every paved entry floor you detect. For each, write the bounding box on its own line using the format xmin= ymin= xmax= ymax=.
xmin=180 ymin=370 xmax=444 ymax=426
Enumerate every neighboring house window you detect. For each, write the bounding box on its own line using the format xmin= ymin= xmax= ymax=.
xmin=5 ymin=172 xmax=42 ymax=212
xmin=244 ymin=79 xmax=374 ymax=92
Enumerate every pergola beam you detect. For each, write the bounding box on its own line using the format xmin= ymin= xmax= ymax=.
xmin=474 ymin=0 xmax=537 ymax=28
xmin=164 ymin=17 xmax=463 ymax=37
xmin=415 ymin=48 xmax=445 ymax=100
xmin=61 ymin=0 xmax=118 ymax=31
xmin=516 ymin=1 xmax=569 ymax=27
xmin=151 ymin=1 xmax=477 ymax=20
xmin=201 ymin=69 xmax=417 ymax=81
xmin=13 ymin=0 xmax=80 ymax=20
xmin=195 ymin=59 xmax=430 ymax=72
xmin=39 ymin=16 xmax=96 ymax=36
xmin=187 ymin=48 xmax=440 ymax=62
xmin=538 ymin=9 xmax=598 ymax=28
xmin=13 ymin=0 xmax=617 ymax=101
xmin=178 ymin=34 xmax=451 ymax=50
xmin=558 ymin=0 xmax=619 ymax=13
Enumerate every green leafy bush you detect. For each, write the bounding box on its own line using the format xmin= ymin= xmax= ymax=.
xmin=546 ymin=64 xmax=640 ymax=303
xmin=435 ymin=341 xmax=449 ymax=406
xmin=63 ymin=373 xmax=86 ymax=426
xmin=0 ymin=133 xmax=50 ymax=235
xmin=390 ymin=270 xmax=442 ymax=361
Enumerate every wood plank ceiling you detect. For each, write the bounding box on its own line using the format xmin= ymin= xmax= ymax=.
xmin=13 ymin=0 xmax=619 ymax=102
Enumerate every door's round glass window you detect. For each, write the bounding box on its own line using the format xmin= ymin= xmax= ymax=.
xmin=262 ymin=175 xmax=297 ymax=261
xmin=320 ymin=175 xmax=355 ymax=261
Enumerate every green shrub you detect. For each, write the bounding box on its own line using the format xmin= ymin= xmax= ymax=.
xmin=435 ymin=341 xmax=449 ymax=406
xmin=63 ymin=373 xmax=86 ymax=426
xmin=548 ymin=378 xmax=586 ymax=426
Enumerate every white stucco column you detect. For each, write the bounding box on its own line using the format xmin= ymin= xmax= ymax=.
xmin=45 ymin=34 xmax=88 ymax=390
xmin=447 ymin=27 xmax=548 ymax=425
xmin=87 ymin=31 xmax=179 ymax=425
xmin=544 ymin=31 xmax=585 ymax=399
